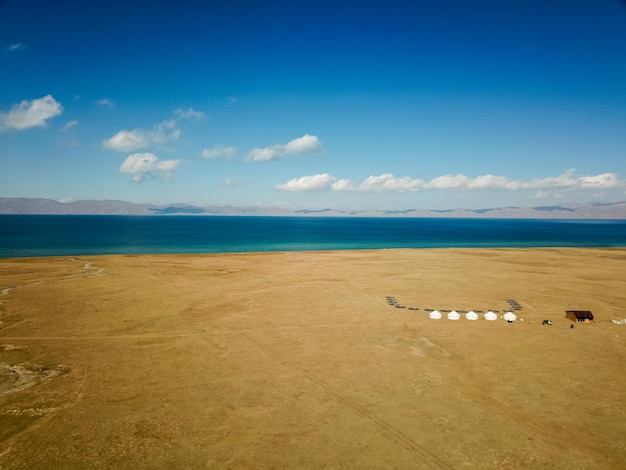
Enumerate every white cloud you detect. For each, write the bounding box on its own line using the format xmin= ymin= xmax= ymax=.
xmin=247 ymin=134 xmax=321 ymax=162
xmin=95 ymin=98 xmax=114 ymax=108
xmin=104 ymin=119 xmax=180 ymax=152
xmin=466 ymin=174 xmax=517 ymax=190
xmin=359 ymin=174 xmax=425 ymax=192
xmin=275 ymin=173 xmax=335 ymax=191
xmin=174 ymin=107 xmax=205 ymax=120
xmin=283 ymin=134 xmax=321 ymax=154
xmin=119 ymin=152 xmax=181 ymax=182
xmin=289 ymin=173 xmax=425 ymax=192
xmin=425 ymin=173 xmax=520 ymax=190
xmin=203 ymin=145 xmax=237 ymax=159
xmin=427 ymin=174 xmax=469 ymax=190
xmin=331 ymin=179 xmax=357 ymax=191
xmin=276 ymin=170 xmax=624 ymax=193
xmin=0 ymin=95 xmax=63 ymax=131
xmin=61 ymin=120 xmax=79 ymax=131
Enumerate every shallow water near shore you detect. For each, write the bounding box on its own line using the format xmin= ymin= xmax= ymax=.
xmin=2 ymin=215 xmax=626 ymax=257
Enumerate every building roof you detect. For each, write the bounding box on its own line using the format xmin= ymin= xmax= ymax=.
xmin=566 ymin=310 xmax=594 ymax=320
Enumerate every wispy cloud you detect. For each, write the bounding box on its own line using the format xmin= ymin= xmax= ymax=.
xmin=276 ymin=169 xmax=623 ymax=193
xmin=0 ymin=95 xmax=63 ymax=131
xmin=247 ymin=134 xmax=321 ymax=162
xmin=174 ymin=107 xmax=205 ymax=120
xmin=58 ymin=138 xmax=79 ymax=147
xmin=119 ymin=152 xmax=181 ymax=182
xmin=202 ymin=145 xmax=237 ymax=159
xmin=95 ymin=98 xmax=114 ymax=109
xmin=61 ymin=120 xmax=79 ymax=131
xmin=103 ymin=119 xmax=181 ymax=152
xmin=224 ymin=177 xmax=248 ymax=188
xmin=526 ymin=169 xmax=621 ymax=190
xmin=4 ymin=43 xmax=27 ymax=54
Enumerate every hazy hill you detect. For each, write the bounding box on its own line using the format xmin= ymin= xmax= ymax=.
xmin=1 ymin=197 xmax=625 ymax=219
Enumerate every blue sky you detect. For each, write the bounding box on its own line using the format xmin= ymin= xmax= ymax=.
xmin=1 ymin=0 xmax=625 ymax=211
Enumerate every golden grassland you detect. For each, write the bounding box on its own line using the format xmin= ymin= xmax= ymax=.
xmin=1 ymin=248 xmax=625 ymax=469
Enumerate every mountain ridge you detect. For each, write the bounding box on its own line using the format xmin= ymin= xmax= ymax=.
xmin=1 ymin=197 xmax=625 ymax=219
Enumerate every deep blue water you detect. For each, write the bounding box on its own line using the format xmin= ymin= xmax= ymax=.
xmin=1 ymin=215 xmax=626 ymax=258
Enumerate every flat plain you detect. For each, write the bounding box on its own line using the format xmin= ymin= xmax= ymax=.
xmin=1 ymin=248 xmax=625 ymax=469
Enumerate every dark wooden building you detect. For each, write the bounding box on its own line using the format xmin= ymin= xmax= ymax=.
xmin=565 ymin=310 xmax=594 ymax=323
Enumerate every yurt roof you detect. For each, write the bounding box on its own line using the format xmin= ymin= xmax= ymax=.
xmin=503 ymin=311 xmax=517 ymax=321
xmin=484 ymin=311 xmax=498 ymax=320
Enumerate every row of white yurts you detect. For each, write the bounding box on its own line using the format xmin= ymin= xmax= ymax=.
xmin=428 ymin=310 xmax=518 ymax=321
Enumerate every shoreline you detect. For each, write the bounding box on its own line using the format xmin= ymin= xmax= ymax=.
xmin=2 ymin=244 xmax=626 ymax=260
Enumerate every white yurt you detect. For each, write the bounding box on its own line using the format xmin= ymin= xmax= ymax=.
xmin=429 ymin=310 xmax=442 ymax=320
xmin=484 ymin=310 xmax=498 ymax=321
xmin=503 ymin=311 xmax=517 ymax=322
xmin=447 ymin=310 xmax=460 ymax=320
xmin=465 ymin=310 xmax=478 ymax=320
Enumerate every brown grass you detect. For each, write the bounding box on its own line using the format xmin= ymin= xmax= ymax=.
xmin=1 ymin=249 xmax=625 ymax=469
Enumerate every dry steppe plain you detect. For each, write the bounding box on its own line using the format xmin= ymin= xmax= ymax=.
xmin=1 ymin=248 xmax=625 ymax=469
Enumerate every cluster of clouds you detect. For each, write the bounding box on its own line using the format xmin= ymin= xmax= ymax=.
xmin=0 ymin=94 xmax=197 ymax=182
xmin=99 ymin=106 xmax=323 ymax=180
xmin=103 ymin=113 xmax=202 ymax=182
xmin=103 ymin=115 xmax=321 ymax=181
xmin=101 ymin=108 xmax=213 ymax=181
xmin=2 ymin=94 xmax=624 ymax=198
xmin=200 ymin=134 xmax=321 ymax=163
xmin=102 ymin=107 xmax=207 ymax=154
xmin=276 ymin=169 xmax=623 ymax=194
xmin=0 ymin=94 xmax=324 ymax=183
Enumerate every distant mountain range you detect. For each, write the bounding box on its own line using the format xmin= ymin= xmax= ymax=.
xmin=1 ymin=197 xmax=625 ymax=219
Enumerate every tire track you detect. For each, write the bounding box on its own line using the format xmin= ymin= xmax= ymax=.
xmin=241 ymin=331 xmax=455 ymax=470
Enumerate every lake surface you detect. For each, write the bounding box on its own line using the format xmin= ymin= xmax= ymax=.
xmin=1 ymin=215 xmax=626 ymax=258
